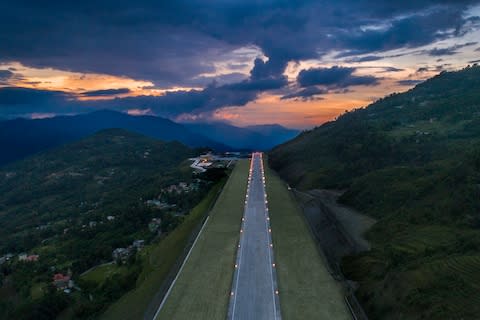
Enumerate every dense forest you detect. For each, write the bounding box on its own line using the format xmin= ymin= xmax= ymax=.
xmin=269 ymin=65 xmax=480 ymax=319
xmin=0 ymin=129 xmax=220 ymax=319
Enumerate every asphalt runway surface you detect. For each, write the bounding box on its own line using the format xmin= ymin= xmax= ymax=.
xmin=227 ymin=152 xmax=281 ymax=320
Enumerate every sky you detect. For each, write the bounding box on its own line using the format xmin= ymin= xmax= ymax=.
xmin=1 ymin=0 xmax=480 ymax=129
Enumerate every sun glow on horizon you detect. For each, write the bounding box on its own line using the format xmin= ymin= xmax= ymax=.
xmin=0 ymin=62 xmax=204 ymax=100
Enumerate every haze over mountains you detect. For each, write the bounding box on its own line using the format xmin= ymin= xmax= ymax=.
xmin=183 ymin=122 xmax=299 ymax=150
xmin=0 ymin=110 xmax=298 ymax=166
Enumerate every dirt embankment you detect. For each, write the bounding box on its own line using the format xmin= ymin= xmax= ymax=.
xmin=294 ymin=189 xmax=376 ymax=320
xmin=295 ymin=189 xmax=375 ymax=269
xmin=309 ymin=190 xmax=375 ymax=249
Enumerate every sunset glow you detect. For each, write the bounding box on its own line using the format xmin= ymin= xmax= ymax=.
xmin=0 ymin=2 xmax=479 ymax=128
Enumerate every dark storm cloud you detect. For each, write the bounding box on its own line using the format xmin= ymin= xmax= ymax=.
xmin=99 ymin=70 xmax=288 ymax=117
xmin=298 ymin=67 xmax=354 ymax=87
xmin=226 ymin=77 xmax=288 ymax=92
xmin=1 ymin=0 xmax=478 ymax=86
xmin=0 ymin=81 xmax=269 ymax=119
xmin=81 ymin=88 xmax=131 ymax=97
xmin=0 ymin=0 xmax=479 ymax=118
xmin=337 ymin=6 xmax=480 ymax=57
xmin=0 ymin=87 xmax=88 ymax=118
xmin=0 ymin=59 xmax=288 ymax=119
xmin=191 ymin=72 xmax=248 ymax=87
xmin=0 ymin=87 xmax=71 ymax=105
xmin=281 ymin=87 xmax=327 ymax=101
xmin=297 ymin=66 xmax=379 ymax=88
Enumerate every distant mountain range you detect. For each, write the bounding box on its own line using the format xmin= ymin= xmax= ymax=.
xmin=0 ymin=110 xmax=298 ymax=166
xmin=183 ymin=122 xmax=299 ymax=150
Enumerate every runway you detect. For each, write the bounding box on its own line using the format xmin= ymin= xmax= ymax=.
xmin=227 ymin=152 xmax=282 ymax=320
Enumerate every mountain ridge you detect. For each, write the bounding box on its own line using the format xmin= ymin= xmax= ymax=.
xmin=0 ymin=110 xmax=227 ymax=166
xmin=269 ymin=65 xmax=480 ymax=320
xmin=183 ymin=121 xmax=299 ymax=150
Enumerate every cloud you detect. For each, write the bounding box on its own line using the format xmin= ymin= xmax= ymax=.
xmin=86 ymin=80 xmax=271 ymax=119
xmin=0 ymin=58 xmax=289 ymax=120
xmin=0 ymin=70 xmax=15 ymax=85
xmin=297 ymin=66 xmax=379 ymax=88
xmin=0 ymin=70 xmax=13 ymax=80
xmin=298 ymin=67 xmax=353 ymax=87
xmin=346 ymin=55 xmax=384 ymax=63
xmin=425 ymin=42 xmax=478 ymax=56
xmin=397 ymin=79 xmax=424 ymax=86
xmin=0 ymin=1 xmax=478 ymax=119
xmin=427 ymin=47 xmax=460 ymax=56
xmin=0 ymin=87 xmax=86 ymax=118
xmin=225 ymin=77 xmax=288 ymax=92
xmin=0 ymin=1 xmax=477 ymax=88
xmin=380 ymin=67 xmax=405 ymax=72
xmin=81 ymin=88 xmax=131 ymax=97
xmin=281 ymin=86 xmax=327 ymax=101
xmin=0 ymin=87 xmax=71 ymax=105
xmin=336 ymin=6 xmax=479 ymax=57
xmin=191 ymin=72 xmax=248 ymax=86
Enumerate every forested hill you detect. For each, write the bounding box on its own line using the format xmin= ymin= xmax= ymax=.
xmin=0 ymin=129 xmax=209 ymax=318
xmin=0 ymin=128 xmax=196 ymax=254
xmin=270 ymin=65 xmax=480 ymax=190
xmin=0 ymin=110 xmax=225 ymax=166
xmin=269 ymin=65 xmax=480 ymax=320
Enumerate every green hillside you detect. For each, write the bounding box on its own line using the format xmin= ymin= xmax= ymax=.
xmin=269 ymin=65 xmax=480 ymax=319
xmin=0 ymin=129 xmax=219 ymax=319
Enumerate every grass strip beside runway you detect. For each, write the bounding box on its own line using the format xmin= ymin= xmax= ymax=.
xmin=156 ymin=159 xmax=249 ymax=320
xmin=265 ymin=165 xmax=351 ymax=320
xmin=101 ymin=178 xmax=226 ymax=320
